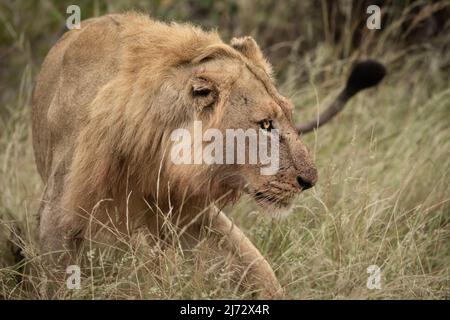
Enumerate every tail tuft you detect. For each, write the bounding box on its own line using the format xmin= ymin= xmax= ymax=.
xmin=296 ymin=59 xmax=386 ymax=134
xmin=346 ymin=60 xmax=386 ymax=95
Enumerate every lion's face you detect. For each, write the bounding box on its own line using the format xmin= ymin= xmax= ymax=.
xmin=181 ymin=56 xmax=318 ymax=215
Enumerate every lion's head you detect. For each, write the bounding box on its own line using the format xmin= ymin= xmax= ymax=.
xmin=160 ymin=37 xmax=318 ymax=216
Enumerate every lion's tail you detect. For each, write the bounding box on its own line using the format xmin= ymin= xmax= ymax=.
xmin=296 ymin=60 xmax=386 ymax=134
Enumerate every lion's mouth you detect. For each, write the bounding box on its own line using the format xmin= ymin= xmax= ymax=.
xmin=253 ymin=191 xmax=294 ymax=208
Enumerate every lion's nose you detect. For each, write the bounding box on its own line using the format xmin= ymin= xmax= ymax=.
xmin=296 ymin=175 xmax=315 ymax=191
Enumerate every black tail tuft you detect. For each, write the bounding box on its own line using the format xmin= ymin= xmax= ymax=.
xmin=345 ymin=60 xmax=386 ymax=96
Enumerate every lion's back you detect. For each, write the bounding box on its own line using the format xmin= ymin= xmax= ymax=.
xmin=32 ymin=13 xmax=224 ymax=183
xmin=32 ymin=15 xmax=123 ymax=181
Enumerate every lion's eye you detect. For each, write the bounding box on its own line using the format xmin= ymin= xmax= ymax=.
xmin=259 ymin=119 xmax=273 ymax=131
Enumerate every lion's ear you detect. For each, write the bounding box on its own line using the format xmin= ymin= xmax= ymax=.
xmin=230 ymin=36 xmax=273 ymax=76
xmin=230 ymin=36 xmax=260 ymax=59
xmin=191 ymin=77 xmax=218 ymax=112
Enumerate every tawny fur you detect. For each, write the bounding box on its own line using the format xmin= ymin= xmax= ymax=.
xmin=32 ymin=12 xmax=317 ymax=297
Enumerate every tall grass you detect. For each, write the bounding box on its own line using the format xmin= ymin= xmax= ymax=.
xmin=0 ymin=0 xmax=449 ymax=299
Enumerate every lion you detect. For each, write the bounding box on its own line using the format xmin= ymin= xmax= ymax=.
xmin=32 ymin=13 xmax=385 ymax=298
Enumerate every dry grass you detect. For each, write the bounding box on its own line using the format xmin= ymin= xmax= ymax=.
xmin=0 ymin=0 xmax=449 ymax=299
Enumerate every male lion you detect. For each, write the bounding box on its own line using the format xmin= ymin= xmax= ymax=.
xmin=32 ymin=13 xmax=385 ymax=297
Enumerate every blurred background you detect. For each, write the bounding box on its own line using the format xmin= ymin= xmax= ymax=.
xmin=1 ymin=0 xmax=448 ymax=108
xmin=0 ymin=1 xmax=449 ymax=299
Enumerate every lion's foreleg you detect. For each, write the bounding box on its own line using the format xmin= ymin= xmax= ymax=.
xmin=205 ymin=208 xmax=283 ymax=299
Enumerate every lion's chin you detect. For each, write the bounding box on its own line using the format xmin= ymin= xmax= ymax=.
xmin=259 ymin=202 xmax=294 ymax=220
xmin=245 ymin=188 xmax=297 ymax=219
xmin=252 ymin=194 xmax=296 ymax=219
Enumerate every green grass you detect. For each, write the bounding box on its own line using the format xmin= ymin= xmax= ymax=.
xmin=0 ymin=0 xmax=449 ymax=299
